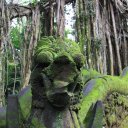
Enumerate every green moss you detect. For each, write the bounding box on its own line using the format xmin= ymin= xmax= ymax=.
xmin=103 ymin=92 xmax=128 ymax=127
xmin=118 ymin=95 xmax=128 ymax=107
xmin=54 ymin=52 xmax=75 ymax=64
xmin=70 ymin=111 xmax=81 ymax=128
xmin=83 ymin=101 xmax=104 ymax=128
xmin=0 ymin=108 xmax=6 ymax=127
xmin=83 ymin=104 xmax=95 ymax=128
xmin=36 ymin=36 xmax=55 ymax=49
xmin=43 ymin=55 xmax=78 ymax=85
xmin=8 ymin=63 xmax=16 ymax=71
xmin=62 ymin=38 xmax=82 ymax=56
xmin=18 ymin=87 xmax=32 ymax=120
xmin=35 ymin=37 xmax=85 ymax=68
xmin=36 ymin=51 xmax=53 ymax=64
xmin=0 ymin=120 xmax=6 ymax=128
xmin=73 ymin=53 xmax=85 ymax=69
xmin=53 ymin=113 xmax=63 ymax=128
xmin=107 ymin=113 xmax=116 ymax=126
xmin=120 ymin=116 xmax=128 ymax=128
xmin=92 ymin=104 xmax=104 ymax=128
xmin=79 ymin=75 xmax=128 ymax=124
xmin=30 ymin=117 xmax=46 ymax=128
xmin=82 ymin=69 xmax=101 ymax=84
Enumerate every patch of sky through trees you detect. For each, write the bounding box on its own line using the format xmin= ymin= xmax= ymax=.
xmin=65 ymin=3 xmax=75 ymax=40
xmin=6 ymin=0 xmax=75 ymax=40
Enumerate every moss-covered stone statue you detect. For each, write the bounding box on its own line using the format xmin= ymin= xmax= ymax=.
xmin=0 ymin=37 xmax=128 ymax=128
xmin=27 ymin=37 xmax=85 ymax=128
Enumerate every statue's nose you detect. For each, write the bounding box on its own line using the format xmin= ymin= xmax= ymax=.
xmin=46 ymin=80 xmax=72 ymax=108
xmin=53 ymin=80 xmax=69 ymax=89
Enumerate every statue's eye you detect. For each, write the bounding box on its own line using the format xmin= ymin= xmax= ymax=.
xmin=74 ymin=83 xmax=81 ymax=93
xmin=68 ymin=83 xmax=75 ymax=92
xmin=73 ymin=54 xmax=85 ymax=70
xmin=35 ymin=51 xmax=53 ymax=68
xmin=68 ymin=83 xmax=82 ymax=93
xmin=54 ymin=54 xmax=71 ymax=65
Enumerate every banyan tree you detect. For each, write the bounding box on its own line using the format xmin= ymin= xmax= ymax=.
xmin=0 ymin=0 xmax=128 ymax=128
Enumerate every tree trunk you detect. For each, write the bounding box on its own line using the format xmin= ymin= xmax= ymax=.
xmin=56 ymin=0 xmax=65 ymax=37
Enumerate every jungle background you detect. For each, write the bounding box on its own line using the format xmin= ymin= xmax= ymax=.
xmin=0 ymin=0 xmax=128 ymax=122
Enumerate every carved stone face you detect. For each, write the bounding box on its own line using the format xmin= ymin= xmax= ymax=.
xmin=42 ymin=54 xmax=83 ymax=108
xmin=31 ymin=37 xmax=85 ymax=109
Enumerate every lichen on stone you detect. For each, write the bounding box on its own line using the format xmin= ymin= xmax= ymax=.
xmin=103 ymin=92 xmax=128 ymax=128
xmin=29 ymin=36 xmax=86 ymax=127
xmin=34 ymin=36 xmax=85 ymax=70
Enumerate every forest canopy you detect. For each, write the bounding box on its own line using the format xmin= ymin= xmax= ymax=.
xmin=0 ymin=0 xmax=128 ymax=127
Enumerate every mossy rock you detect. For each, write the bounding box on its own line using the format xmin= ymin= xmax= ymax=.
xmin=0 ymin=107 xmax=6 ymax=128
xmin=30 ymin=118 xmax=46 ymax=128
xmin=120 ymin=116 xmax=128 ymax=128
xmin=103 ymin=92 xmax=128 ymax=128
xmin=80 ymin=72 xmax=128 ymax=126
xmin=18 ymin=86 xmax=32 ymax=120
xmin=34 ymin=37 xmax=85 ymax=69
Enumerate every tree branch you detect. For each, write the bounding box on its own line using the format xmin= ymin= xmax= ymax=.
xmin=43 ymin=0 xmax=74 ymax=10
xmin=8 ymin=0 xmax=74 ymax=20
xmin=8 ymin=4 xmax=32 ymax=20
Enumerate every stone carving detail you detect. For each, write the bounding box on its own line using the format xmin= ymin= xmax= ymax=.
xmin=29 ymin=37 xmax=85 ymax=127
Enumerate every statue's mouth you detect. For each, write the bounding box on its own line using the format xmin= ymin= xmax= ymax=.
xmin=47 ymin=91 xmax=71 ymax=108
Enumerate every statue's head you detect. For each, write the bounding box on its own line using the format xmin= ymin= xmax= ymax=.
xmin=32 ymin=37 xmax=85 ymax=109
